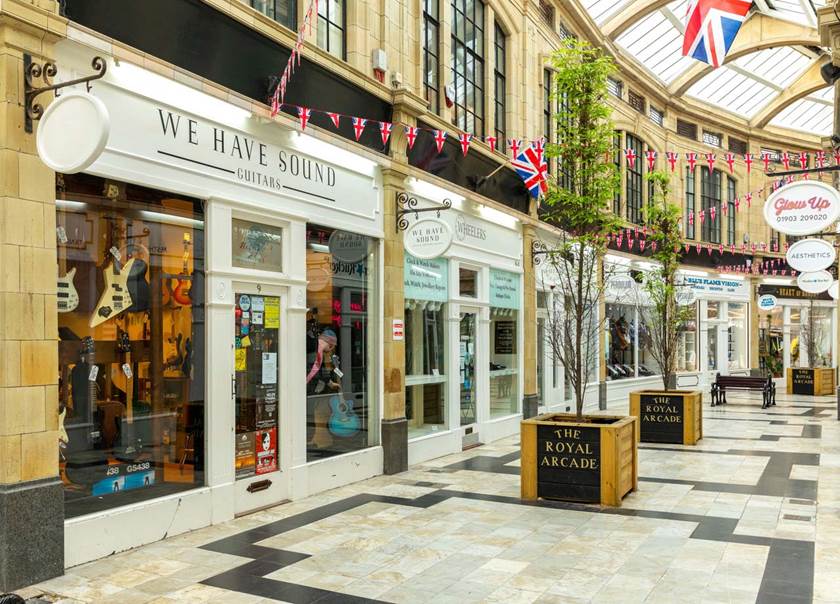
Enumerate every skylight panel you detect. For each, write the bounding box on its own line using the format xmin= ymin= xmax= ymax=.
xmin=686 ymin=67 xmax=776 ymax=117
xmin=770 ymin=99 xmax=833 ymax=135
xmin=578 ymin=0 xmax=627 ymax=24
xmin=731 ymin=47 xmax=810 ymax=88
xmin=615 ymin=9 xmax=694 ymax=83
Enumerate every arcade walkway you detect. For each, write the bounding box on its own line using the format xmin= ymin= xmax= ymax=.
xmin=18 ymin=392 xmax=838 ymax=603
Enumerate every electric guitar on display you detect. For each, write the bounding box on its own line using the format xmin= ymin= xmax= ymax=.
xmin=90 ymin=255 xmax=135 ymax=327
xmin=57 ymin=267 xmax=80 ymax=313
xmin=171 ymin=233 xmax=192 ymax=307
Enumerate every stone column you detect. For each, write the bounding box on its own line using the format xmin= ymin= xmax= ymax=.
xmin=379 ymin=88 xmax=425 ymax=474
xmin=0 ymin=0 xmax=66 ymax=591
xmin=522 ymin=224 xmax=538 ymax=418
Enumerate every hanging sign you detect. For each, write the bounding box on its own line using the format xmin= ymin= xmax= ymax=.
xmin=763 ymin=181 xmax=840 ymax=236
xmin=829 ymin=281 xmax=839 ymax=300
xmin=606 ymin=273 xmax=635 ymax=297
xmin=403 ymin=218 xmax=453 ymax=260
xmin=675 ymin=288 xmax=697 ymax=306
xmin=757 ymin=294 xmax=778 ymax=311
xmin=328 ymin=231 xmax=369 ymax=263
xmin=785 ymin=238 xmax=836 ymax=273
xmin=36 ymin=92 xmax=110 ymax=173
xmin=797 ymin=270 xmax=833 ymax=294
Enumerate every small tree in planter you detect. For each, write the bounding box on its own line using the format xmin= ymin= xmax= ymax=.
xmin=522 ymin=39 xmax=636 ymax=506
xmin=788 ymin=300 xmax=836 ymax=395
xmin=628 ymin=171 xmax=703 ymax=445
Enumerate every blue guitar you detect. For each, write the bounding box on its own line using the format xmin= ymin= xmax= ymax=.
xmin=328 ymin=396 xmax=361 ymax=438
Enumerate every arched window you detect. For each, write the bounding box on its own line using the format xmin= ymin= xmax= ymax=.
xmin=727 ymin=176 xmax=736 ymax=246
xmin=317 ymin=0 xmax=345 ymax=59
xmin=700 ymin=167 xmax=721 ymax=243
xmin=625 ymin=134 xmax=643 ymax=224
xmin=451 ymin=0 xmax=485 ymax=136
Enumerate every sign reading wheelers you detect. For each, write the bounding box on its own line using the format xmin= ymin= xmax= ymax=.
xmin=763 ymin=181 xmax=840 ymax=237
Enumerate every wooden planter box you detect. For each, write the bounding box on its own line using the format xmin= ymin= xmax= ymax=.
xmin=787 ymin=368 xmax=836 ymax=396
xmin=629 ymin=390 xmax=703 ymax=446
xmin=521 ymin=414 xmax=637 ymax=507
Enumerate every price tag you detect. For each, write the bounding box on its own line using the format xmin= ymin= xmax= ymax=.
xmin=88 ymin=365 xmax=99 ymax=381
xmin=109 ymin=246 xmax=121 ymax=261
xmin=56 ymin=226 xmax=68 ymax=244
xmin=122 ymin=363 xmax=133 ymax=379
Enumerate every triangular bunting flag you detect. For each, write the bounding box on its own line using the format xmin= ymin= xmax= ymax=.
xmin=298 ymin=106 xmax=311 ymax=131
xmin=379 ymin=122 xmax=393 ymax=146
xmin=352 ymin=117 xmax=367 ymax=141
xmin=434 ymin=130 xmax=447 ymax=154
xmin=459 ymin=133 xmax=473 ymax=157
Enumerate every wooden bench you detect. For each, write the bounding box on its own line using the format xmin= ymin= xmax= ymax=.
xmin=711 ymin=374 xmax=776 ymax=409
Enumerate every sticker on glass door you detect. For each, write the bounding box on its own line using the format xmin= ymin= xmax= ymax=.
xmin=234 ymin=294 xmax=280 ymax=478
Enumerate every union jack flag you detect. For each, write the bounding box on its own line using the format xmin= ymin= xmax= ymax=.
xmin=512 ymin=146 xmax=548 ymax=199
xmin=682 ymin=0 xmax=751 ymax=68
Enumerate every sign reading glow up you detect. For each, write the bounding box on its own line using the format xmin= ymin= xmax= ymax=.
xmin=763 ymin=181 xmax=840 ymax=236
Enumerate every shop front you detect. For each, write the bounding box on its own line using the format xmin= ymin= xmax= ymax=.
xmin=757 ymin=283 xmax=837 ymax=380
xmin=673 ymin=271 xmax=751 ymax=389
xmin=47 ymin=43 xmax=384 ymax=566
xmin=402 ymin=181 xmax=523 ymax=465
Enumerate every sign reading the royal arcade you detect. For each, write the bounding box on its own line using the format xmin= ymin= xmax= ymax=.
xmin=536 ymin=425 xmax=600 ymax=502
xmin=785 ymin=238 xmax=837 ymax=273
xmin=791 ymin=369 xmax=816 ymax=395
xmin=763 ymin=181 xmax=840 ymax=237
xmin=638 ymin=394 xmax=684 ymax=443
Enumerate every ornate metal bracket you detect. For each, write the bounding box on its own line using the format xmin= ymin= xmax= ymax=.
xmin=24 ymin=54 xmax=107 ymax=133
xmin=531 ymin=240 xmax=549 ymax=266
xmin=396 ymin=192 xmax=452 ymax=231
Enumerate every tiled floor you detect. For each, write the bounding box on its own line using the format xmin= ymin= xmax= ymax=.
xmin=18 ymin=390 xmax=838 ymax=603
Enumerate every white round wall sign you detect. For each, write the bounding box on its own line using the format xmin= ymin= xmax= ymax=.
xmin=796 ymin=270 xmax=833 ymax=294
xmin=36 ymin=92 xmax=110 ymax=174
xmin=763 ymin=180 xmax=840 ymax=236
xmin=403 ymin=217 xmax=453 ymax=260
xmin=785 ymin=238 xmax=836 ymax=273
xmin=606 ymin=274 xmax=635 ymax=297
xmin=328 ymin=230 xmax=369 ymax=263
xmin=829 ymin=281 xmax=839 ymax=300
xmin=757 ymin=294 xmax=778 ymax=311
xmin=675 ymin=288 xmax=697 ymax=306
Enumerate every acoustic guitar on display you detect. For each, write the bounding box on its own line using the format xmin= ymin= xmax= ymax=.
xmin=57 ymin=267 xmax=80 ymax=313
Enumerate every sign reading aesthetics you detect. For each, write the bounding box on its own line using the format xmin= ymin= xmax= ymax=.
xmin=404 ymin=254 xmax=448 ymax=302
xmin=763 ymin=181 xmax=840 ymax=236
xmin=403 ymin=218 xmax=453 ymax=260
xmin=490 ymin=269 xmax=521 ymax=309
xmin=786 ymin=238 xmax=837 ymax=273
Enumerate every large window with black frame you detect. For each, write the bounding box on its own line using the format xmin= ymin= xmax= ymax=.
xmin=317 ymin=0 xmax=345 ymax=59
xmin=423 ymin=0 xmax=440 ymax=114
xmin=701 ymin=167 xmax=721 ymax=243
xmin=451 ymin=0 xmax=485 ymax=136
xmin=625 ymin=134 xmax=643 ymax=224
xmin=543 ymin=69 xmax=552 ymax=173
xmin=727 ymin=176 xmax=736 ymax=245
xmin=493 ymin=21 xmax=507 ymax=153
xmin=249 ymin=0 xmax=296 ymax=29
xmin=56 ymin=173 xmax=205 ymax=518
xmin=685 ymin=166 xmax=696 ymax=239
xmin=613 ymin=131 xmax=622 ymax=216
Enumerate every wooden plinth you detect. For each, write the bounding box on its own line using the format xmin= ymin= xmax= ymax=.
xmin=629 ymin=390 xmax=703 ymax=446
xmin=521 ymin=414 xmax=638 ymax=507
xmin=787 ymin=368 xmax=836 ymax=396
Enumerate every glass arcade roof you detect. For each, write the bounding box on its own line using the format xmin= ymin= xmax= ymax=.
xmin=578 ymin=0 xmax=833 ymax=136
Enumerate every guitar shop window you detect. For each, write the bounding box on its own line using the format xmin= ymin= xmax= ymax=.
xmin=305 ymin=225 xmax=378 ymax=461
xmin=56 ymin=173 xmax=205 ymax=518
xmin=404 ymin=255 xmax=448 ymax=438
